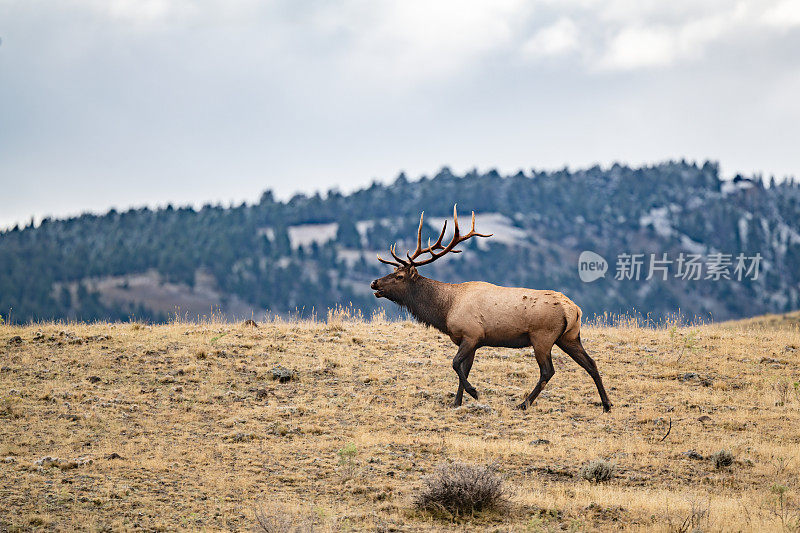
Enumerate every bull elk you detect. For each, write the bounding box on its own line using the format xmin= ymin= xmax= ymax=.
xmin=370 ymin=206 xmax=612 ymax=412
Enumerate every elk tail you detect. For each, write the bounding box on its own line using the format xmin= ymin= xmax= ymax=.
xmin=559 ymin=315 xmax=569 ymax=339
xmin=559 ymin=303 xmax=582 ymax=342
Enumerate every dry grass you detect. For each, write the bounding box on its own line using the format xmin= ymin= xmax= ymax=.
xmin=726 ymin=310 xmax=800 ymax=331
xmin=0 ymin=314 xmax=799 ymax=531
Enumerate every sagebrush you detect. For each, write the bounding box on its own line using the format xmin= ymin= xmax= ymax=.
xmin=415 ymin=462 xmax=509 ymax=516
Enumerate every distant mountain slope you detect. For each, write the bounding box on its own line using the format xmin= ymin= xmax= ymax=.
xmin=2 ymin=160 xmax=799 ymax=323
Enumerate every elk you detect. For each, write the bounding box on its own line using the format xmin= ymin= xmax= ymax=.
xmin=370 ymin=206 xmax=612 ymax=412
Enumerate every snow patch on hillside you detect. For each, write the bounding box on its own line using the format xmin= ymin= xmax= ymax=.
xmin=738 ymin=215 xmax=751 ymax=249
xmin=721 ymin=179 xmax=754 ymax=195
xmin=288 ymin=223 xmax=338 ymax=249
xmin=640 ymin=207 xmax=674 ymax=238
xmin=256 ymin=227 xmax=275 ymax=240
xmin=355 ymin=220 xmax=375 ymax=237
xmin=338 ymin=249 xmax=372 ymax=267
xmin=679 ymin=235 xmax=707 ymax=254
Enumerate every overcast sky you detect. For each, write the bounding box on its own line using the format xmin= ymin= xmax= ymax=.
xmin=1 ymin=0 xmax=799 ymax=228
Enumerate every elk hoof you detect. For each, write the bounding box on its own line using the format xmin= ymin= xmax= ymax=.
xmin=516 ymin=401 xmax=528 ymax=411
xmin=465 ymin=387 xmax=478 ymax=400
xmin=603 ymin=403 xmax=612 ymax=413
xmin=451 ymin=399 xmax=463 ymax=408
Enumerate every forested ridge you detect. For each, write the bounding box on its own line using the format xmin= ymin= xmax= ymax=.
xmin=2 ymin=160 xmax=799 ymax=323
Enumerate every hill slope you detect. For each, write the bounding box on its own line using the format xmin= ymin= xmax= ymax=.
xmin=1 ymin=318 xmax=799 ymax=530
xmin=723 ymin=310 xmax=800 ymax=330
xmin=2 ymin=160 xmax=800 ymax=322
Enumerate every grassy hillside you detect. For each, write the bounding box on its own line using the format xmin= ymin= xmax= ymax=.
xmin=723 ymin=310 xmax=800 ymax=331
xmin=1 ymin=315 xmax=799 ymax=531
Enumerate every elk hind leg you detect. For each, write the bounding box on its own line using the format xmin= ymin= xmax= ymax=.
xmin=517 ymin=341 xmax=555 ymax=410
xmin=556 ymin=335 xmax=612 ymax=412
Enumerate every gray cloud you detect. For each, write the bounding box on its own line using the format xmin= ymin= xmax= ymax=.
xmin=1 ymin=0 xmax=799 ymax=227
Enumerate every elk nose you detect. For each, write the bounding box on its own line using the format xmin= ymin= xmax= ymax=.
xmin=370 ymin=280 xmax=378 ymax=289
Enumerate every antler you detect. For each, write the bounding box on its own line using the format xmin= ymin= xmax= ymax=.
xmin=376 ymin=205 xmax=493 ymax=268
xmin=376 ymin=243 xmax=408 ymax=267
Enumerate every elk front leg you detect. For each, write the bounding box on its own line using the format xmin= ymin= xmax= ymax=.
xmin=452 ymin=340 xmax=478 ymax=404
xmin=452 ymin=350 xmax=476 ymax=407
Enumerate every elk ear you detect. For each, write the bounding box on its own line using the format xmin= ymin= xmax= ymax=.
xmin=408 ymin=266 xmax=419 ymax=280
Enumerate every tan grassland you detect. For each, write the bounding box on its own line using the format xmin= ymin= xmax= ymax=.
xmin=1 ymin=310 xmax=799 ymax=531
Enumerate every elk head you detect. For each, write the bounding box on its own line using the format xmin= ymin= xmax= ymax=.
xmin=370 ymin=205 xmax=492 ymax=301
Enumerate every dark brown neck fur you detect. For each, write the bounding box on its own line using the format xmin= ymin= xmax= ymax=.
xmin=400 ymin=276 xmax=454 ymax=334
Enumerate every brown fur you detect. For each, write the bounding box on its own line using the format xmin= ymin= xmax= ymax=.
xmin=371 ymin=266 xmax=612 ymax=411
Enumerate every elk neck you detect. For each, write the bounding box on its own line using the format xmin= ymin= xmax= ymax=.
xmin=402 ymin=275 xmax=454 ymax=334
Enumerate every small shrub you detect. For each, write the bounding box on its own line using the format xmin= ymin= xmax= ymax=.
xmin=671 ymin=327 xmax=701 ymax=361
xmin=0 ymin=396 xmax=21 ymax=419
xmin=336 ymin=443 xmax=358 ymax=479
xmin=769 ymin=484 xmax=800 ymax=531
xmin=710 ymin=449 xmax=734 ymax=469
xmin=668 ymin=497 xmax=711 ymax=533
xmin=253 ymin=506 xmax=314 ymax=533
xmin=415 ymin=462 xmax=509 ymax=516
xmin=336 ymin=443 xmax=357 ymax=464
xmin=774 ymin=380 xmax=793 ymax=406
xmin=580 ymin=459 xmax=616 ymax=482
